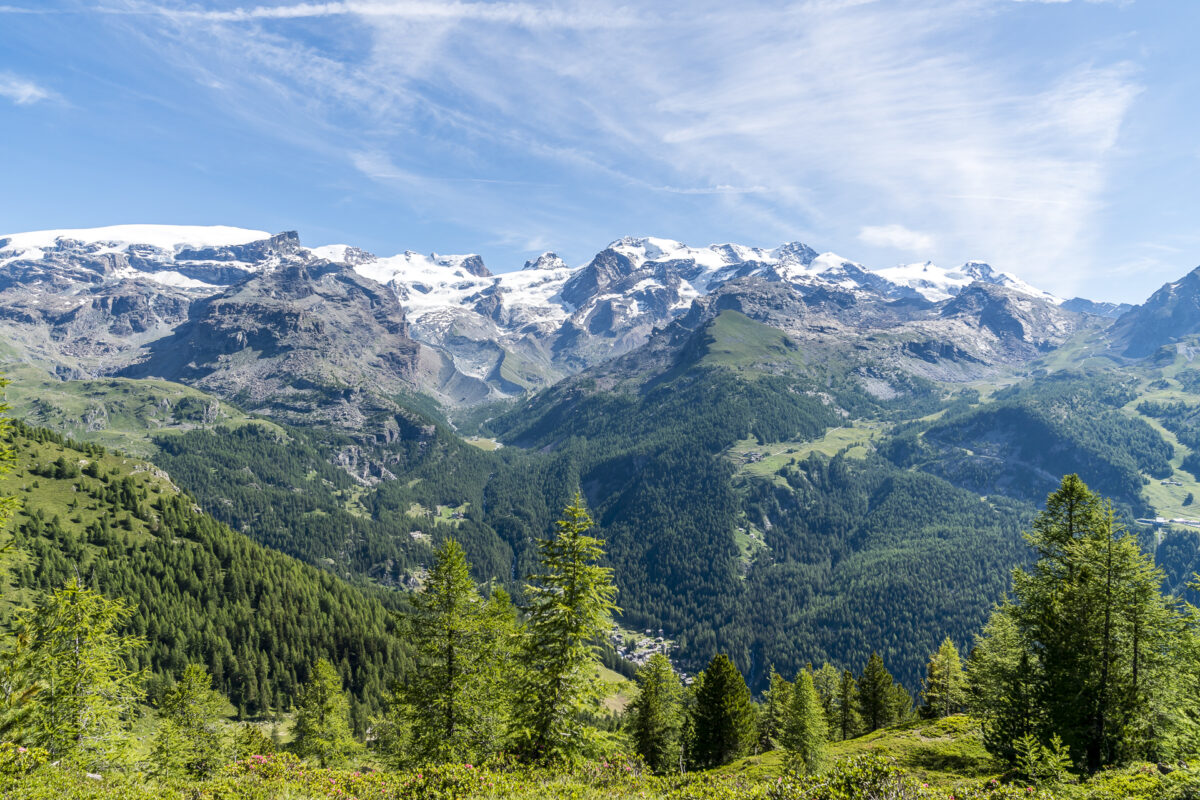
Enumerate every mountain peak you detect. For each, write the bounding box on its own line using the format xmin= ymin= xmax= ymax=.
xmin=523 ymin=252 xmax=568 ymax=271
xmin=774 ymin=242 xmax=819 ymax=266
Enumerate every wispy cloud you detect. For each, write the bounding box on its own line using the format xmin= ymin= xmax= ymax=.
xmin=0 ymin=72 xmax=53 ymax=105
xmin=655 ymin=185 xmax=770 ymax=195
xmin=129 ymin=1 xmax=638 ymax=28
xmin=859 ymin=224 xmax=936 ymax=253
xmin=86 ymin=0 xmax=1142 ymax=291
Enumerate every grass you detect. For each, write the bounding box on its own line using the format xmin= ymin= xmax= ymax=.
xmin=595 ymin=663 xmax=638 ymax=713
xmin=0 ymin=367 xmax=278 ymax=458
xmin=1027 ymin=322 xmax=1121 ymax=375
xmin=720 ymin=715 xmax=998 ymax=788
xmin=0 ymin=431 xmax=179 ymax=618
xmin=732 ymin=521 xmax=768 ymax=570
xmin=1117 ymin=377 xmax=1200 ymax=522
xmin=464 ymin=436 xmax=503 ymax=451
xmin=404 ymin=501 xmax=471 ymax=527
xmin=727 ymin=422 xmax=883 ymax=481
xmin=698 ymin=310 xmax=809 ymax=372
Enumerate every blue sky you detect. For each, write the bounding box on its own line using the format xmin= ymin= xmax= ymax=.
xmin=2 ymin=0 xmax=1198 ymax=302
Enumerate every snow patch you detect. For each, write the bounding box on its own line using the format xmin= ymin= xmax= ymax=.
xmin=0 ymin=224 xmax=271 ymax=252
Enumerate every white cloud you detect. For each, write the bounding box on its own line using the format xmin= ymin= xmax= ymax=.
xmin=0 ymin=73 xmax=52 ymax=105
xmin=858 ymin=224 xmax=936 ymax=253
xmin=140 ymin=1 xmax=637 ymax=28
xmin=103 ymin=0 xmax=1142 ymax=293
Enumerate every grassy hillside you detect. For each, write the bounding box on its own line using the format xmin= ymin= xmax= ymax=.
xmin=0 ymin=420 xmax=410 ymax=725
xmin=720 ymin=715 xmax=996 ymax=787
xmin=0 ymin=360 xmax=274 ymax=457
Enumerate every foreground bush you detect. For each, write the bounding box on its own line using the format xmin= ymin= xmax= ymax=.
xmin=3 ymin=752 xmax=1199 ymax=800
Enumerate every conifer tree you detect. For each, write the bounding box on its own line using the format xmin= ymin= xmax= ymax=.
xmin=0 ymin=373 xmax=17 ymax=572
xmin=835 ymin=668 xmax=862 ymax=741
xmin=7 ymin=579 xmax=145 ymax=769
xmin=967 ymin=603 xmax=1040 ymax=762
xmin=292 ymin=659 xmax=358 ymax=767
xmin=691 ymin=653 xmax=755 ymax=768
xmin=811 ymin=663 xmax=839 ymax=730
xmin=921 ymin=637 xmax=967 ymax=719
xmin=514 ymin=493 xmax=619 ymax=762
xmin=857 ymin=652 xmax=896 ymax=732
xmin=889 ymin=682 xmax=915 ymax=725
xmin=392 ymin=539 xmax=516 ymax=764
xmin=151 ymin=664 xmax=227 ymax=778
xmin=757 ymin=667 xmax=792 ymax=751
xmin=629 ymin=653 xmax=683 ymax=773
xmin=781 ymin=670 xmax=826 ymax=774
xmin=970 ymin=474 xmax=1199 ymax=771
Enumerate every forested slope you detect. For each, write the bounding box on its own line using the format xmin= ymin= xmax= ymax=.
xmin=0 ymin=421 xmax=410 ymax=729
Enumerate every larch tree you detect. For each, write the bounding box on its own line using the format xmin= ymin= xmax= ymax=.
xmin=291 ymin=658 xmax=358 ymax=767
xmin=811 ymin=663 xmax=840 ymax=732
xmin=921 ymin=637 xmax=967 ymax=719
xmin=394 ymin=538 xmax=517 ymax=764
xmin=781 ymin=669 xmax=826 ymax=774
xmin=151 ymin=663 xmax=227 ymax=778
xmin=835 ymin=669 xmax=862 ymax=741
xmin=967 ymin=602 xmax=1040 ymax=763
xmin=970 ymin=474 xmax=1199 ymax=772
xmin=7 ymin=579 xmax=145 ymax=769
xmin=629 ymin=653 xmax=684 ymax=773
xmin=857 ymin=652 xmax=896 ymax=733
xmin=514 ymin=492 xmax=619 ymax=763
xmin=757 ymin=666 xmax=792 ymax=752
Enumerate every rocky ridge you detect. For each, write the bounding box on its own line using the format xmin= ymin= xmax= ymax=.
xmin=0 ymin=224 xmax=1116 ymax=410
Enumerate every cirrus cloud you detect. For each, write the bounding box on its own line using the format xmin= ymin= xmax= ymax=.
xmin=0 ymin=72 xmax=53 ymax=105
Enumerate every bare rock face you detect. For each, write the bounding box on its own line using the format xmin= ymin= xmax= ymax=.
xmin=1107 ymin=266 xmax=1200 ymax=359
xmin=122 ymin=259 xmax=421 ymax=428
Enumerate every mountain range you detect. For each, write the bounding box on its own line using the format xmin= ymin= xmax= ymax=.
xmin=0 ymin=224 xmax=1100 ymax=407
xmin=4 ymin=222 xmax=1200 ymax=689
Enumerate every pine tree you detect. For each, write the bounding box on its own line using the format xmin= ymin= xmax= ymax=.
xmin=151 ymin=664 xmax=227 ymax=778
xmin=781 ymin=670 xmax=826 ymax=774
xmin=514 ymin=493 xmax=619 ymax=763
xmin=921 ymin=637 xmax=967 ymax=719
xmin=835 ymin=668 xmax=862 ymax=741
xmin=857 ymin=652 xmax=895 ymax=732
xmin=391 ymin=539 xmax=516 ymax=764
xmin=629 ymin=653 xmax=683 ymax=773
xmin=691 ymin=653 xmax=756 ymax=768
xmin=757 ymin=667 xmax=792 ymax=752
xmin=292 ymin=659 xmax=358 ymax=767
xmin=6 ymin=579 xmax=145 ymax=769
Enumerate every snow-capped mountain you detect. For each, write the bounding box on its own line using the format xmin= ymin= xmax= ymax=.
xmin=0 ymin=224 xmax=1079 ymax=403
xmin=875 ymin=260 xmax=1059 ymax=304
xmin=0 ymin=225 xmax=292 ymax=290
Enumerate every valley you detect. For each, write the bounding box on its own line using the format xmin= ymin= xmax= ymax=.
xmin=4 ymin=224 xmax=1200 ymax=797
xmin=5 ymin=225 xmax=1200 ymax=688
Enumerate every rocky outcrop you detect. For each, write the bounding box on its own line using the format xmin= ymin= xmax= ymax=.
xmin=1107 ymin=267 xmax=1200 ymax=358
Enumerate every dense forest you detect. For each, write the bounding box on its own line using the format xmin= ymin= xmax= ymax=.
xmin=5 ymin=452 xmax=1200 ymax=800
xmin=0 ymin=421 xmax=410 ymax=729
xmin=130 ymin=314 xmax=1070 ymax=689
